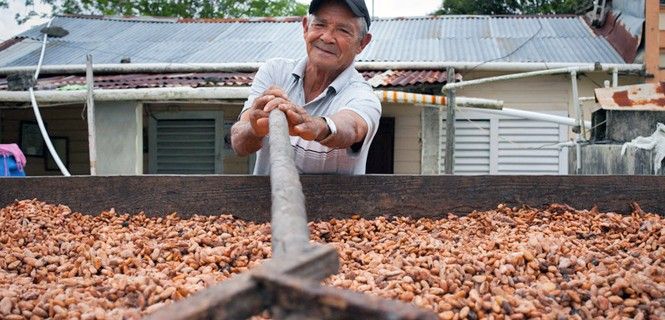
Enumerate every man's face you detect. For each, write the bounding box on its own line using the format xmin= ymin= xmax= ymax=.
xmin=303 ymin=2 xmax=371 ymax=73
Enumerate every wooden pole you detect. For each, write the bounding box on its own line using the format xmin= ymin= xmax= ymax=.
xmin=444 ymin=68 xmax=456 ymax=174
xmin=86 ymin=55 xmax=97 ymax=175
xmin=268 ymin=110 xmax=310 ymax=258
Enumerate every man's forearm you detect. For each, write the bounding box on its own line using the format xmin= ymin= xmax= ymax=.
xmin=318 ymin=112 xmax=367 ymax=149
xmin=231 ymin=121 xmax=264 ymax=156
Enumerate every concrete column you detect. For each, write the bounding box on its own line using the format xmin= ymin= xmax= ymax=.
xmin=645 ymin=0 xmax=659 ymax=82
xmin=94 ymin=101 xmax=143 ymax=175
xmin=420 ymin=106 xmax=440 ymax=174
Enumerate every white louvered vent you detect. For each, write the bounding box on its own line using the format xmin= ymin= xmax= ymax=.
xmin=497 ymin=118 xmax=562 ymax=175
xmin=441 ymin=120 xmax=491 ymax=175
xmin=149 ymin=112 xmax=223 ymax=174
xmin=436 ymin=109 xmax=567 ymax=175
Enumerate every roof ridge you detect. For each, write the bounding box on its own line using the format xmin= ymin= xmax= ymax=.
xmin=52 ymin=13 xmax=581 ymax=24
xmin=55 ymin=14 xmax=178 ymax=23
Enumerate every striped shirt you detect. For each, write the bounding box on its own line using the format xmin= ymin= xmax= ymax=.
xmin=243 ymin=57 xmax=381 ymax=175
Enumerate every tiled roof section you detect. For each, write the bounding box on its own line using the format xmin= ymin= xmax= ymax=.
xmin=0 ymin=70 xmax=455 ymax=91
xmin=365 ymin=70 xmax=462 ymax=87
xmin=0 ymin=14 xmax=627 ymax=68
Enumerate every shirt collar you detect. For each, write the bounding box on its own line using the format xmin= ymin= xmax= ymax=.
xmin=291 ymin=57 xmax=356 ymax=95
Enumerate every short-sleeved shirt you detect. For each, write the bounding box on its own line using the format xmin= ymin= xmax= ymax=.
xmin=242 ymin=57 xmax=382 ymax=175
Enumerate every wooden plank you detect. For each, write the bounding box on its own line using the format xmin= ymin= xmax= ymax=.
xmin=268 ymin=110 xmax=310 ymax=257
xmin=252 ymin=270 xmax=437 ymax=320
xmin=444 ymin=68 xmax=456 ymax=175
xmin=1 ymin=175 xmax=665 ymax=220
xmin=144 ymin=245 xmax=338 ymax=320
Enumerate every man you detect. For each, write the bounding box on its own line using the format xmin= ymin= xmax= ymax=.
xmin=231 ymin=0 xmax=381 ymax=175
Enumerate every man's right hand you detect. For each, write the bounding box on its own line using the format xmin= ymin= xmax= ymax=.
xmin=246 ymin=86 xmax=290 ymax=137
xmin=231 ymin=86 xmax=290 ymax=156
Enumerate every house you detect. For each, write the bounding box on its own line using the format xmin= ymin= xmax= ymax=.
xmin=0 ymin=8 xmax=648 ymax=176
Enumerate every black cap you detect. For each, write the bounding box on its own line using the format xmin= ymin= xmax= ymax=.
xmin=309 ymin=0 xmax=371 ymax=29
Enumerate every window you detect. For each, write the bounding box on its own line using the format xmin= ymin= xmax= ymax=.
xmin=149 ymin=111 xmax=224 ymax=174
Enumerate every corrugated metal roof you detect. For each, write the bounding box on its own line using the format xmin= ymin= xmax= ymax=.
xmin=595 ymin=83 xmax=665 ymax=111
xmin=0 ymin=14 xmax=627 ymax=68
xmin=0 ymin=70 xmax=454 ymax=91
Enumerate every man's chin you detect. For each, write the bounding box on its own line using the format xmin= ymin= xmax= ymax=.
xmin=309 ymin=58 xmax=338 ymax=72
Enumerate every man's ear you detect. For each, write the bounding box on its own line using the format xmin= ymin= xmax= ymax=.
xmin=302 ymin=16 xmax=309 ymax=34
xmin=358 ymin=33 xmax=372 ymax=54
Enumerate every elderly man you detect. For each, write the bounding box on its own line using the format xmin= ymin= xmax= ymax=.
xmin=231 ymin=0 xmax=381 ymax=174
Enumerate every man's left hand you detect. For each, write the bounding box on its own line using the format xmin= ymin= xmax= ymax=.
xmin=264 ymin=101 xmax=328 ymax=141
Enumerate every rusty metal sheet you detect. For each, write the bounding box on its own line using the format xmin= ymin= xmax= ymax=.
xmin=595 ymin=83 xmax=665 ymax=111
xmin=587 ymin=10 xmax=642 ymax=63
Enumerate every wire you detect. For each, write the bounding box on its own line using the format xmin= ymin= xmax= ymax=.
xmin=463 ymin=17 xmax=545 ymax=76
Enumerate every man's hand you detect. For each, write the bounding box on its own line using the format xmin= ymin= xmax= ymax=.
xmin=231 ymin=86 xmax=290 ymax=156
xmin=247 ymin=87 xmax=290 ymax=137
xmin=265 ymin=101 xmax=328 ymax=141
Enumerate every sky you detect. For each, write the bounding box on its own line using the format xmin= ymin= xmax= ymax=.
xmin=0 ymin=0 xmax=442 ymax=41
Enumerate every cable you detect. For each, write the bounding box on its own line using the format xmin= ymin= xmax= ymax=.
xmin=463 ymin=17 xmax=545 ymax=76
xmin=29 ymin=17 xmax=71 ymax=176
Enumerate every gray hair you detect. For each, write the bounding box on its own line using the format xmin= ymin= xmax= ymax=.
xmin=308 ymin=14 xmax=368 ymax=41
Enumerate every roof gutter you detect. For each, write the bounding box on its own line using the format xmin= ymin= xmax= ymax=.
xmin=0 ymin=87 xmax=503 ymax=110
xmin=0 ymin=62 xmax=643 ymax=76
xmin=0 ymin=86 xmax=252 ymax=103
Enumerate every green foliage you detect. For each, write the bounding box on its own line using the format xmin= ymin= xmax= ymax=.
xmin=16 ymin=0 xmax=308 ymax=24
xmin=435 ymin=0 xmax=593 ymax=15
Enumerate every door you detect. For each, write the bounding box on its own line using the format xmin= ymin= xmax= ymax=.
xmin=366 ymin=117 xmax=395 ymax=174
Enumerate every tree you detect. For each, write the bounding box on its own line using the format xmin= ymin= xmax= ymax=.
xmin=15 ymin=0 xmax=308 ymax=24
xmin=435 ymin=0 xmax=594 ymax=15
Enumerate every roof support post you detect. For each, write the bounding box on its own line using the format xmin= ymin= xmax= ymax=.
xmin=571 ymin=70 xmax=583 ymax=174
xmin=444 ymin=68 xmax=456 ymax=175
xmin=86 ymin=54 xmax=97 ymax=175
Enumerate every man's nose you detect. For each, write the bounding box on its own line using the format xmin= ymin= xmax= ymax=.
xmin=320 ymin=27 xmax=335 ymax=43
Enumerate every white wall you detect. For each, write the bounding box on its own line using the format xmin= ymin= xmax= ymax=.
xmin=381 ymin=103 xmax=422 ymax=174
xmin=95 ymin=101 xmax=143 ymax=175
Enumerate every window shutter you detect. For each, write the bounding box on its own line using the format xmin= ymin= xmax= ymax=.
xmin=149 ymin=112 xmax=223 ymax=174
xmin=441 ymin=119 xmax=491 ymax=175
xmin=437 ymin=109 xmax=567 ymax=175
xmin=497 ymin=118 xmax=562 ymax=175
